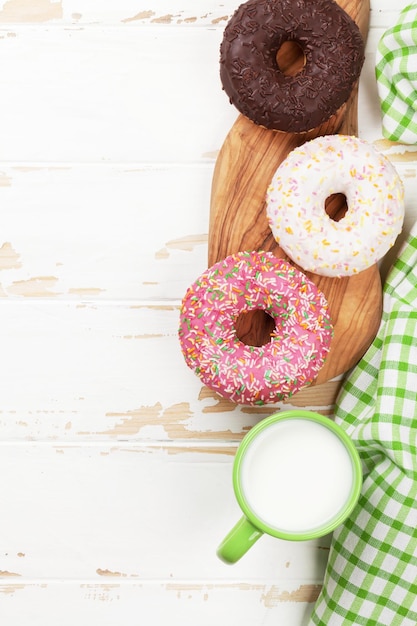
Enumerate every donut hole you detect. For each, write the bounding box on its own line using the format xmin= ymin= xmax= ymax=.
xmin=325 ymin=193 xmax=348 ymax=222
xmin=276 ymin=40 xmax=306 ymax=76
xmin=235 ymin=309 xmax=276 ymax=347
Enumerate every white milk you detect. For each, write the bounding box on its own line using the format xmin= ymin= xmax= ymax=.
xmin=239 ymin=419 xmax=355 ymax=533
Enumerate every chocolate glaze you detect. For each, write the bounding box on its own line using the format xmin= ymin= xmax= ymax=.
xmin=220 ymin=0 xmax=365 ymax=132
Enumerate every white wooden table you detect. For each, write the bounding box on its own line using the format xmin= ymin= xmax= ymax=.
xmin=1 ymin=1 xmax=416 ymax=624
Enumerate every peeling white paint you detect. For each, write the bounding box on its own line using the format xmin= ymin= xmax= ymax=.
xmin=0 ymin=2 xmax=414 ymax=626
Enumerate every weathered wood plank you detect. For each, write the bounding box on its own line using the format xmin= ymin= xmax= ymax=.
xmin=0 ymin=444 xmax=331 ymax=580
xmin=0 ymin=580 xmax=320 ymax=625
xmin=0 ymin=165 xmax=212 ymax=300
xmin=0 ymin=27 xmax=236 ymax=163
xmin=0 ymin=0 xmax=410 ymax=27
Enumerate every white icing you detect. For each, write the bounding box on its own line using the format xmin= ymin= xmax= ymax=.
xmin=266 ymin=135 xmax=405 ymax=277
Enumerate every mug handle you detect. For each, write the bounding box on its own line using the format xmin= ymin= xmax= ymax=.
xmin=217 ymin=516 xmax=263 ymax=564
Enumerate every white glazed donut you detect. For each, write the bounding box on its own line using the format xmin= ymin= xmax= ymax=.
xmin=266 ymin=135 xmax=405 ymax=277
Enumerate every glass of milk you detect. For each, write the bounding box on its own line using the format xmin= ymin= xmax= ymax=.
xmin=217 ymin=410 xmax=362 ymax=564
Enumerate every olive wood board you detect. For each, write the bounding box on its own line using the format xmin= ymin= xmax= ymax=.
xmin=209 ymin=0 xmax=382 ymax=397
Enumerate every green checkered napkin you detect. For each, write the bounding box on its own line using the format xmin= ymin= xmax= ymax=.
xmin=309 ymin=225 xmax=417 ymax=625
xmin=375 ymin=4 xmax=417 ymax=144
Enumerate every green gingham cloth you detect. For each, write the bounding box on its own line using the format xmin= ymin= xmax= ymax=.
xmin=375 ymin=4 xmax=417 ymax=144
xmin=309 ymin=224 xmax=417 ymax=625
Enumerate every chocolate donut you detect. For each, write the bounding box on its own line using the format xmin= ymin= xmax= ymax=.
xmin=220 ymin=0 xmax=365 ymax=133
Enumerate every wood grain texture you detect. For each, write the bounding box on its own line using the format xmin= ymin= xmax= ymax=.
xmin=209 ymin=0 xmax=382 ymax=393
xmin=0 ymin=581 xmax=322 ymax=626
xmin=0 ymin=1 xmax=416 ymax=625
xmin=0 ymin=444 xmax=331 ymax=581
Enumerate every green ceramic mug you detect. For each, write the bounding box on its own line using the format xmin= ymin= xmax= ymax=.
xmin=217 ymin=410 xmax=362 ymax=564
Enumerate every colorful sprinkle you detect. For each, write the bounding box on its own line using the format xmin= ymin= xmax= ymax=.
xmin=178 ymin=251 xmax=333 ymax=406
xmin=265 ymin=135 xmax=405 ymax=277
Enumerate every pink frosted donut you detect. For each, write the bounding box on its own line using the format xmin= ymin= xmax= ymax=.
xmin=178 ymin=251 xmax=333 ymax=405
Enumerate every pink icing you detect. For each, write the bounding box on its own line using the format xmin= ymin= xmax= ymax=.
xmin=178 ymin=251 xmax=333 ymax=405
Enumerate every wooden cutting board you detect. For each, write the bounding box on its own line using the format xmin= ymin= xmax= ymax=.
xmin=209 ymin=0 xmax=382 ymax=396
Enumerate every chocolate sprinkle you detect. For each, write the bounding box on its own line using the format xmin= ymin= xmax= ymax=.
xmin=219 ymin=0 xmax=365 ymax=132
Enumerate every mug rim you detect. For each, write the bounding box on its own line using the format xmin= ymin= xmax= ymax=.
xmin=232 ymin=409 xmax=362 ymax=541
